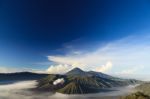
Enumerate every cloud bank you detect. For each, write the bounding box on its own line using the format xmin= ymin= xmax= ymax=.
xmin=93 ymin=61 xmax=112 ymax=72
xmin=0 ymin=66 xmax=46 ymax=74
xmin=0 ymin=80 xmax=136 ymax=99
xmin=47 ymin=35 xmax=150 ymax=79
xmin=0 ymin=67 xmax=20 ymax=73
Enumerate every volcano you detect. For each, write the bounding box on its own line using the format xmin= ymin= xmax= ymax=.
xmin=37 ymin=67 xmax=141 ymax=94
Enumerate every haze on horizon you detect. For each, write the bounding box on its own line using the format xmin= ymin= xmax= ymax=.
xmin=0 ymin=0 xmax=150 ymax=80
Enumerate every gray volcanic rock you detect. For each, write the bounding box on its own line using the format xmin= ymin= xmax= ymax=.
xmin=37 ymin=67 xmax=141 ymax=94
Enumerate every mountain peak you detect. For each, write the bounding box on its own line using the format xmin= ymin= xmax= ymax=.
xmin=66 ymin=67 xmax=86 ymax=75
xmin=72 ymin=67 xmax=83 ymax=71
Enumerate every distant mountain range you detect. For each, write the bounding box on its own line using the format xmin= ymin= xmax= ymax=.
xmin=37 ymin=67 xmax=141 ymax=94
xmin=0 ymin=72 xmax=48 ymax=84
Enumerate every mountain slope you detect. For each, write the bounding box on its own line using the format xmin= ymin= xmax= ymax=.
xmin=37 ymin=67 xmax=141 ymax=94
xmin=121 ymin=92 xmax=150 ymax=99
xmin=136 ymin=82 xmax=150 ymax=95
xmin=66 ymin=67 xmax=88 ymax=76
xmin=121 ymin=83 xmax=150 ymax=99
xmin=88 ymin=71 xmax=115 ymax=79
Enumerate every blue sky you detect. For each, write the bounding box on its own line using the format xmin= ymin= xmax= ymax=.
xmin=0 ymin=0 xmax=150 ymax=79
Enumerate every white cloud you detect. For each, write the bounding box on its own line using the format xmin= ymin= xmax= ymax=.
xmin=119 ymin=69 xmax=136 ymax=75
xmin=93 ymin=61 xmax=112 ymax=72
xmin=53 ymin=78 xmax=65 ymax=85
xmin=0 ymin=67 xmax=19 ymax=73
xmin=0 ymin=81 xmax=37 ymax=90
xmin=0 ymin=66 xmax=46 ymax=74
xmin=116 ymin=68 xmax=137 ymax=75
xmin=47 ymin=35 xmax=150 ymax=77
xmin=46 ymin=63 xmax=87 ymax=74
xmin=46 ymin=64 xmax=71 ymax=74
xmin=116 ymin=66 xmax=144 ymax=75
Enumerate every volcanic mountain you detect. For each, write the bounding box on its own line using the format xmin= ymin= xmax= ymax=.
xmin=66 ymin=67 xmax=87 ymax=76
xmin=37 ymin=67 xmax=141 ymax=94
